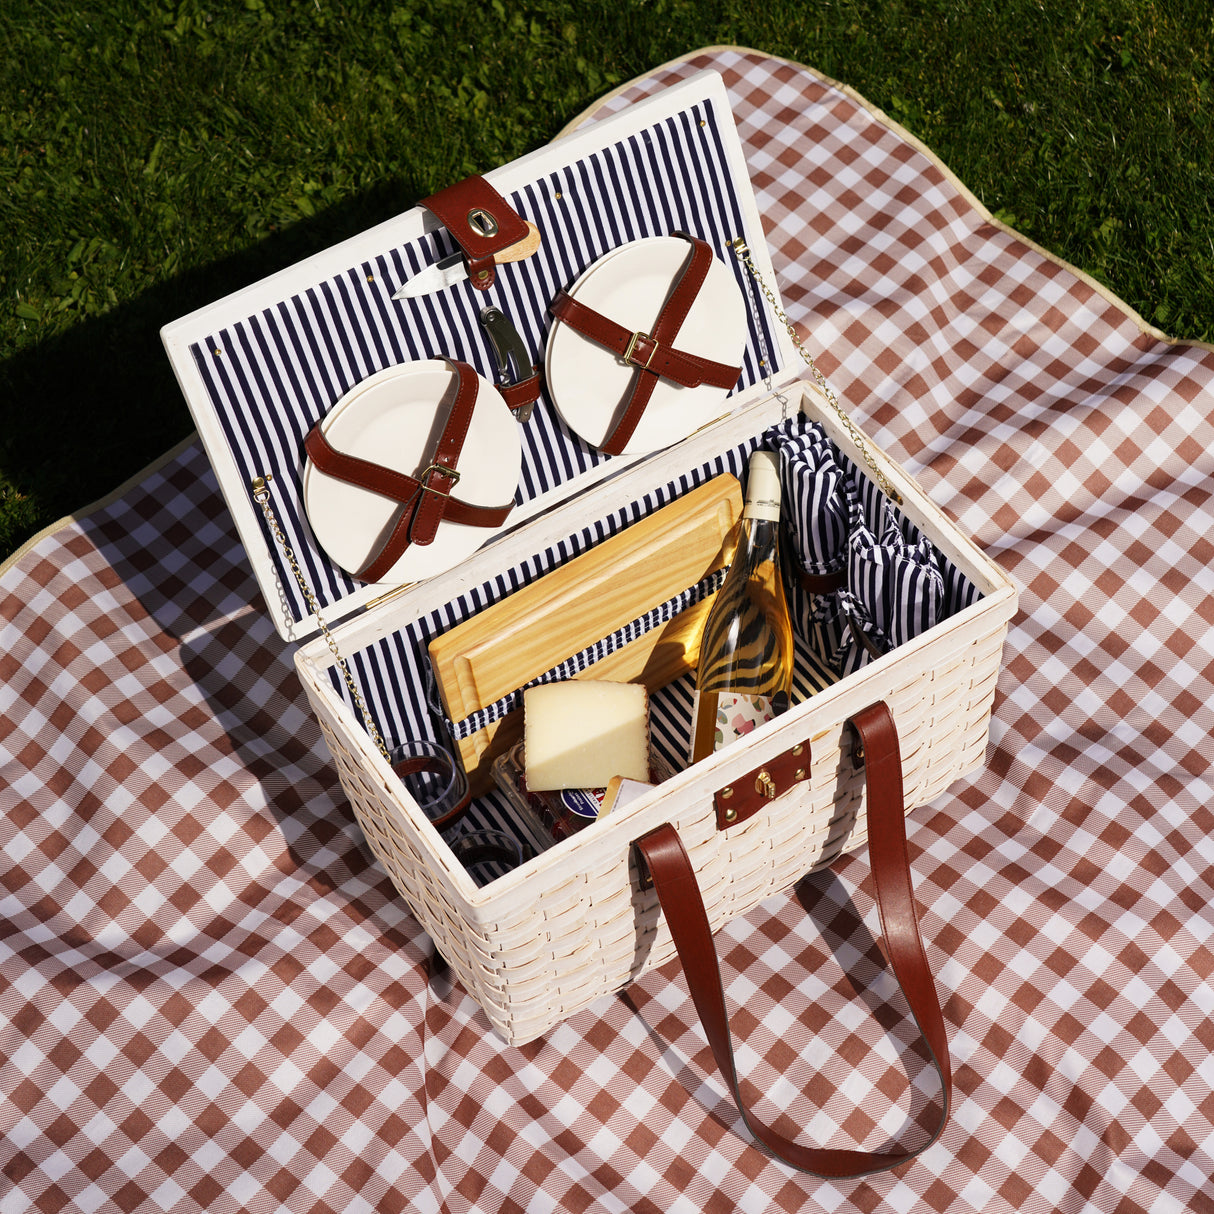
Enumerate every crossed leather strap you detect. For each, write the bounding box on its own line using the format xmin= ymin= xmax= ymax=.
xmin=549 ymin=232 xmax=743 ymax=454
xmin=633 ymin=701 xmax=951 ymax=1177
xmin=304 ymin=360 xmax=515 ymax=584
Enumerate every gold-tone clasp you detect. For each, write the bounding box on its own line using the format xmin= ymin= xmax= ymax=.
xmin=755 ymin=769 xmax=777 ymax=800
xmin=624 ymin=330 xmax=659 ymax=370
xmin=420 ymin=463 xmax=461 ymax=495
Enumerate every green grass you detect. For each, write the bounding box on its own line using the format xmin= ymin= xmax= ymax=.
xmin=3 ymin=0 xmax=1212 ymax=563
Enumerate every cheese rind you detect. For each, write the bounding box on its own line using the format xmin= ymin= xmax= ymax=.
xmin=523 ymin=681 xmax=650 ymax=791
xmin=600 ymin=776 xmax=655 ymax=816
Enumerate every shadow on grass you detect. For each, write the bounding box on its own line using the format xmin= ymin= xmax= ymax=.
xmin=0 ymin=177 xmax=424 ymax=561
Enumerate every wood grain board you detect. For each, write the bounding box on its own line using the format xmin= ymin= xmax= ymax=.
xmin=429 ymin=474 xmax=742 ymax=792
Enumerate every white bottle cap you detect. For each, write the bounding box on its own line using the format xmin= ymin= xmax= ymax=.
xmin=743 ymin=449 xmax=782 ymax=521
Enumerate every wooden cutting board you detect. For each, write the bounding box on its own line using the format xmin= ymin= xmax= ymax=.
xmin=429 ymin=474 xmax=742 ymax=793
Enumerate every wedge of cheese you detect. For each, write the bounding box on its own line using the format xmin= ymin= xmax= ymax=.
xmin=523 ymin=681 xmax=650 ymax=791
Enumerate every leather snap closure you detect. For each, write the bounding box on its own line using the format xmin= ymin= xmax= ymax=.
xmin=716 ymin=738 xmax=812 ymax=830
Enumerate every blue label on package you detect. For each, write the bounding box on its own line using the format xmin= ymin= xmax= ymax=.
xmin=559 ymin=789 xmax=602 ymax=820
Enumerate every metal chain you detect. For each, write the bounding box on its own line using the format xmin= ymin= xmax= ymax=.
xmin=732 ymin=234 xmax=788 ymax=420
xmin=251 ymin=475 xmax=390 ymax=761
xmin=731 ymin=239 xmax=902 ymax=504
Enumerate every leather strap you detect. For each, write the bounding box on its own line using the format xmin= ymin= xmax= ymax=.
xmin=798 ymin=567 xmax=848 ymax=595
xmin=421 ymin=175 xmax=530 ymax=292
xmin=633 ymin=700 xmax=951 ymax=1177
xmin=793 ymin=570 xmax=885 ymax=661
xmin=549 ymin=233 xmax=742 ymax=454
xmin=304 ymin=360 xmax=514 ymax=583
xmin=499 ymin=368 xmax=543 ymax=417
xmin=847 ymin=612 xmax=887 ymax=662
xmin=448 ymin=830 xmax=528 ymax=873
xmin=548 ymin=291 xmax=741 ymax=391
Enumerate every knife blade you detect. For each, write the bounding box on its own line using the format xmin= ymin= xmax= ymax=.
xmin=393 ymin=221 xmax=541 ymax=299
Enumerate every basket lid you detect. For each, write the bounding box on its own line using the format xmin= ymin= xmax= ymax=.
xmin=160 ymin=69 xmax=797 ymax=642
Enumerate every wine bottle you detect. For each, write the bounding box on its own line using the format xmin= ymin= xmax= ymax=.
xmin=690 ymin=450 xmax=795 ymax=763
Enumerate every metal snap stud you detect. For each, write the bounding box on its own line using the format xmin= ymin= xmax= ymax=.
xmin=466 ymin=207 xmax=499 ymax=238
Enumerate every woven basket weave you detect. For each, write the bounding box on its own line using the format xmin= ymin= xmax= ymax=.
xmin=296 ymin=384 xmax=1017 ymax=1045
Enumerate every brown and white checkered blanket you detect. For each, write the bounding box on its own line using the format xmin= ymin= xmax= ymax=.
xmin=3 ymin=48 xmax=1213 ymax=1212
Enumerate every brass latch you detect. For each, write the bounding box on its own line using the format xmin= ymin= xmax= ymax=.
xmin=715 ymin=741 xmax=811 ymax=830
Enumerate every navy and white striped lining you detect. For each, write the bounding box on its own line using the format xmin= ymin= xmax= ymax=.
xmin=189 ymin=96 xmax=781 ymax=625
xmin=770 ymin=414 xmax=980 ymax=678
xmin=330 ymin=424 xmax=978 ymax=763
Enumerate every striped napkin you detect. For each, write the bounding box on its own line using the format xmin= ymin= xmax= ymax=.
xmin=764 ymin=415 xmax=946 ymax=677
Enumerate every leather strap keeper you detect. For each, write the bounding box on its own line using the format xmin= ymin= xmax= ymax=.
xmin=798 ymin=567 xmax=848 ymax=595
xmin=421 ymin=175 xmax=530 ymax=292
xmin=389 ymin=753 xmax=472 ymax=832
xmin=499 ymin=368 xmax=543 ymax=418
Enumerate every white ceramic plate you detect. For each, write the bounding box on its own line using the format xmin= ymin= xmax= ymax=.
xmin=302 ymin=360 xmax=521 ymax=585
xmin=544 ymin=236 xmax=747 ymax=455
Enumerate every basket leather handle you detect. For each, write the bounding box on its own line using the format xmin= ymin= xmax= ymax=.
xmin=633 ymin=700 xmax=951 ymax=1177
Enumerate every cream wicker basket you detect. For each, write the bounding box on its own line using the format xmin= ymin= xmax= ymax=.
xmin=294 ymin=381 xmax=1017 ymax=1045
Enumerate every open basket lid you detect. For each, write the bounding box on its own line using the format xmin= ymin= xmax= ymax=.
xmin=160 ymin=69 xmax=799 ymax=642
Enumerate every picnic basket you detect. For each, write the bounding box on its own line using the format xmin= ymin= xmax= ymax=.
xmin=294 ymin=377 xmax=1014 ymax=1045
xmin=161 ymin=67 xmax=1017 ymax=1171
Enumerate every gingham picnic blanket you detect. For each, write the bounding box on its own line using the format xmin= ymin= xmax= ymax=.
xmin=3 ymin=47 xmax=1213 ymax=1213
